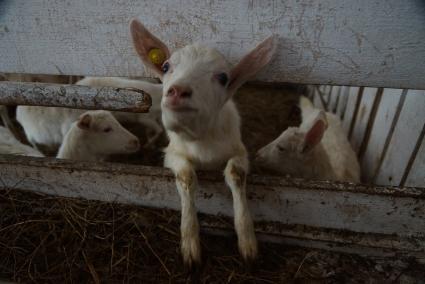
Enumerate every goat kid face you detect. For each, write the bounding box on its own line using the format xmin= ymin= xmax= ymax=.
xmin=77 ymin=111 xmax=140 ymax=155
xmin=130 ymin=19 xmax=277 ymax=139
xmin=255 ymin=110 xmax=328 ymax=176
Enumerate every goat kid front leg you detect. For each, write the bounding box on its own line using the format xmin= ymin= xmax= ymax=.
xmin=224 ymin=154 xmax=257 ymax=263
xmin=166 ymin=153 xmax=201 ymax=268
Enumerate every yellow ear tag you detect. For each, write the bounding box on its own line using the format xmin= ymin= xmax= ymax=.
xmin=148 ymin=48 xmax=166 ymax=66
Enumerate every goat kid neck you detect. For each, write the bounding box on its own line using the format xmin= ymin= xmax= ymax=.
xmin=165 ymin=101 xmax=244 ymax=170
xmin=302 ymin=143 xmax=336 ymax=180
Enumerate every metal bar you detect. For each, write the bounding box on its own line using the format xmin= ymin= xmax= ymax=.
xmin=0 ymin=82 xmax=151 ymax=113
xmin=0 ymin=155 xmax=423 ymax=258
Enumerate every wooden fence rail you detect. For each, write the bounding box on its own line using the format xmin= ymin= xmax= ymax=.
xmin=0 ymin=155 xmax=423 ymax=258
xmin=0 ymin=81 xmax=151 ymax=112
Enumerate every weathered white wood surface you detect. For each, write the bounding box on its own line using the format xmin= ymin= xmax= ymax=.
xmin=350 ymin=87 xmax=378 ymax=153
xmin=375 ymin=90 xmax=425 ymax=186
xmin=406 ymin=135 xmax=425 ymax=187
xmin=336 ymin=86 xmax=349 ymax=118
xmin=313 ymin=86 xmax=326 ymax=110
xmin=0 ymin=81 xmax=151 ymax=112
xmin=0 ymin=155 xmax=423 ymax=255
xmin=342 ymin=87 xmax=360 ymax=135
xmin=328 ymin=86 xmax=340 ymax=113
xmin=361 ymin=88 xmax=403 ymax=182
xmin=1 ymin=0 xmax=425 ymax=88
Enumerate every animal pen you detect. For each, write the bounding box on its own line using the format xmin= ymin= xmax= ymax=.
xmin=0 ymin=0 xmax=424 ymax=282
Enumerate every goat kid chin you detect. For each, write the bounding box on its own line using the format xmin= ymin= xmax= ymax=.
xmin=130 ymin=19 xmax=277 ymax=268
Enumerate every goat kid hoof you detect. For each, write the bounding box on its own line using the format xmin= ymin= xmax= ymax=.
xmin=182 ymin=256 xmax=202 ymax=275
xmin=239 ymin=238 xmax=258 ymax=268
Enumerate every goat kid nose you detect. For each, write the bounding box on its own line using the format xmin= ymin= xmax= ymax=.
xmin=167 ymin=85 xmax=192 ymax=99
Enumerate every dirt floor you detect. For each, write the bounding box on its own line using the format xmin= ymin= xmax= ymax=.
xmin=1 ymin=77 xmax=424 ymax=283
xmin=1 ymin=189 xmax=424 ymax=284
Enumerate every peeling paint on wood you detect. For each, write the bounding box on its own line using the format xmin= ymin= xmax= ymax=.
xmin=342 ymin=87 xmax=360 ymax=135
xmin=0 ymin=155 xmax=423 ymax=257
xmin=405 ymin=135 xmax=425 ymax=187
xmin=375 ymin=90 xmax=425 ymax=186
xmin=350 ymin=87 xmax=378 ymax=153
xmin=361 ymin=88 xmax=403 ymax=182
xmin=0 ymin=81 xmax=151 ymax=112
xmin=1 ymin=0 xmax=425 ymax=89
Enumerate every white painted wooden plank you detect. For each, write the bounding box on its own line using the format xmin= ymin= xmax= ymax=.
xmin=405 ymin=137 xmax=425 ymax=187
xmin=0 ymin=81 xmax=151 ymax=112
xmin=328 ymin=86 xmax=341 ymax=113
xmin=361 ymin=88 xmax=403 ymax=182
xmin=350 ymin=87 xmax=378 ymax=153
xmin=336 ymin=86 xmax=349 ymax=119
xmin=313 ymin=86 xmax=326 ymax=110
xmin=0 ymin=155 xmax=424 ymax=240
xmin=375 ymin=90 xmax=425 ymax=186
xmin=342 ymin=87 xmax=360 ymax=135
xmin=1 ymin=0 xmax=425 ymax=88
xmin=323 ymin=86 xmax=332 ymax=110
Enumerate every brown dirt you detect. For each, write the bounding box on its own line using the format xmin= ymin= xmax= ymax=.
xmin=1 ymin=188 xmax=423 ymax=284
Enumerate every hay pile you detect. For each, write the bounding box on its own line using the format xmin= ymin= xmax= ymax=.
xmin=1 ymin=188 xmax=423 ymax=283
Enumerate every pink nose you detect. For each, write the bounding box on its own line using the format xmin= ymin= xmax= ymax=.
xmin=167 ymin=85 xmax=192 ymax=99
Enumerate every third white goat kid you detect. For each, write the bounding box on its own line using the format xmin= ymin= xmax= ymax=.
xmin=130 ymin=19 xmax=277 ymax=267
xmin=256 ymin=97 xmax=360 ymax=182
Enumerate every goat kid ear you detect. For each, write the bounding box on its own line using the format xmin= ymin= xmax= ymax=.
xmin=77 ymin=113 xmax=92 ymax=130
xmin=300 ymin=111 xmax=328 ymax=153
xmin=130 ymin=19 xmax=171 ymax=79
xmin=227 ymin=35 xmax=277 ymax=96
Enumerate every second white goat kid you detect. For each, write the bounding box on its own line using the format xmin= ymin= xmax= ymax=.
xmin=16 ymin=79 xmax=161 ymax=150
xmin=130 ymin=19 xmax=277 ymax=267
xmin=255 ymin=97 xmax=360 ymax=182
xmin=76 ymin=77 xmax=163 ymax=147
xmin=57 ymin=110 xmax=140 ymax=161
xmin=0 ymin=110 xmax=140 ymax=161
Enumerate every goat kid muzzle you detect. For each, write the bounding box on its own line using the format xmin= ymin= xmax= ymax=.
xmin=163 ymin=85 xmax=197 ymax=113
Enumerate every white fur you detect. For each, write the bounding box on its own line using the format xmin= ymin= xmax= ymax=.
xmin=16 ymin=77 xmax=162 ymax=149
xmin=158 ymin=45 xmax=259 ymax=265
xmin=1 ymin=110 xmax=139 ymax=161
xmin=0 ymin=126 xmax=44 ymax=157
xmin=256 ymin=96 xmax=361 ymax=182
xmin=130 ymin=19 xmax=275 ymax=266
xmin=57 ymin=110 xmax=140 ymax=161
xmin=76 ymin=77 xmax=163 ymax=146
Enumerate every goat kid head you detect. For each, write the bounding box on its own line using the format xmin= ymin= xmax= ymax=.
xmin=76 ymin=110 xmax=140 ymax=155
xmin=255 ymin=110 xmax=328 ymax=175
xmin=130 ymin=19 xmax=277 ymax=140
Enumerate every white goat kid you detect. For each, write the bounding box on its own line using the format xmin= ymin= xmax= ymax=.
xmin=57 ymin=110 xmax=140 ymax=161
xmin=130 ymin=19 xmax=277 ymax=267
xmin=76 ymin=77 xmax=163 ymax=147
xmin=16 ymin=79 xmax=161 ymax=150
xmin=0 ymin=110 xmax=140 ymax=161
xmin=256 ymin=97 xmax=360 ymax=182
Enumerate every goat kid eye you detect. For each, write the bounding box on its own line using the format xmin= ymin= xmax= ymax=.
xmin=216 ymin=73 xmax=228 ymax=86
xmin=103 ymin=127 xmax=112 ymax=133
xmin=162 ymin=61 xmax=170 ymax=73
